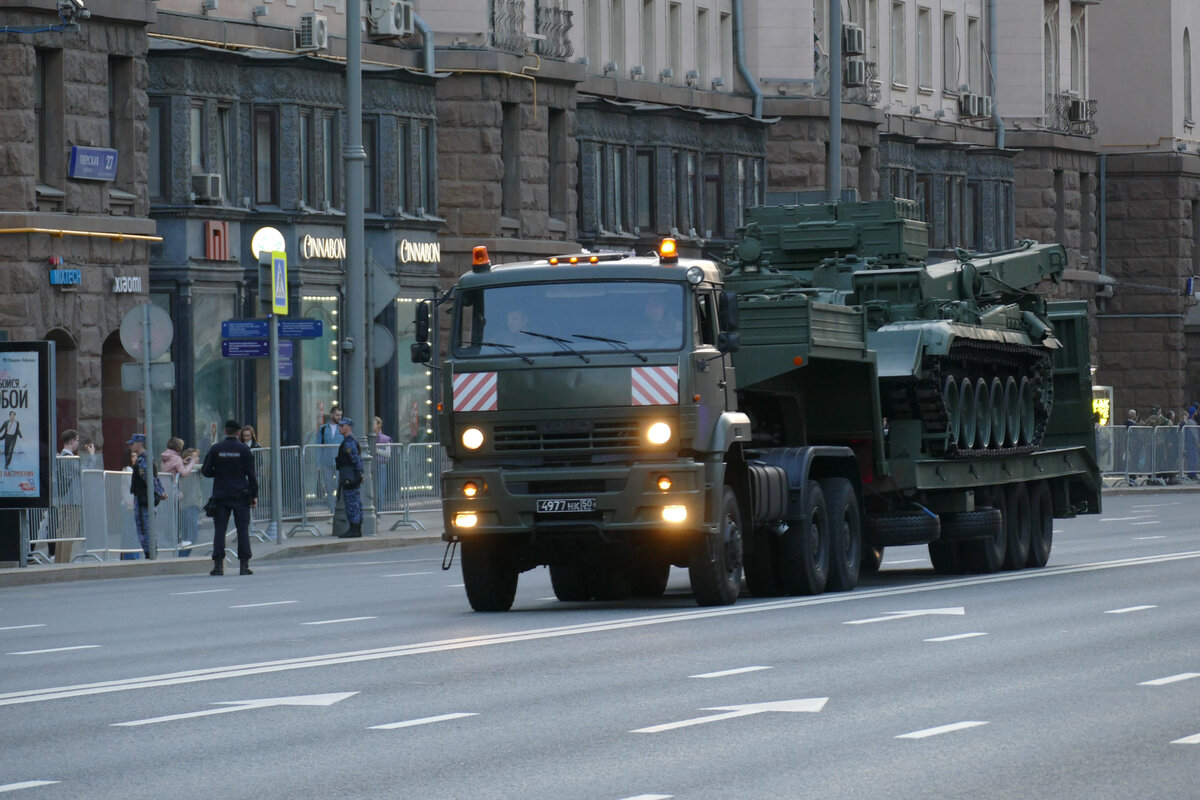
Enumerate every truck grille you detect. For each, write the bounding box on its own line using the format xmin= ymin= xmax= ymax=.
xmin=493 ymin=421 xmax=640 ymax=452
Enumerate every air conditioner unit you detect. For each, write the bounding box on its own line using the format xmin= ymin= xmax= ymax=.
xmin=980 ymin=95 xmax=994 ymax=118
xmin=959 ymin=91 xmax=980 ymax=117
xmin=1068 ymin=98 xmax=1088 ymax=122
xmin=844 ymin=57 xmax=866 ymax=88
xmin=192 ymin=173 xmax=222 ymax=202
xmin=297 ymin=12 xmax=329 ymax=52
xmin=843 ymin=24 xmax=866 ymax=56
xmin=368 ymin=0 xmax=413 ymax=38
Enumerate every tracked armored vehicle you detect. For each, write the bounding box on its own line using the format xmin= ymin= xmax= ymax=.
xmin=414 ymin=201 xmax=1101 ymax=612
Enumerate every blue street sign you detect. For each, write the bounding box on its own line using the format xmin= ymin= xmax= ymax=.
xmin=222 ymin=339 xmax=294 ymax=359
xmin=276 ymin=318 xmax=323 ymax=339
xmin=67 ymin=146 xmax=118 ymax=181
xmin=223 ymin=318 xmax=323 ymax=339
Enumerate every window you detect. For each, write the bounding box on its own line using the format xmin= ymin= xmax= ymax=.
xmin=966 ymin=181 xmax=980 ymax=250
xmin=915 ymin=175 xmax=931 ymax=223
xmin=189 ymin=104 xmax=204 ymax=173
xmin=322 ymin=113 xmax=339 ymax=210
xmin=107 ymin=56 xmax=133 ymax=188
xmin=703 ymin=154 xmax=722 ymax=238
xmin=501 ymin=102 xmax=520 ymax=219
xmin=593 ymin=144 xmax=607 ymax=230
xmin=613 ymin=146 xmax=627 ymax=232
xmin=191 ymin=290 xmax=238 ymax=454
xmin=611 ymin=0 xmax=625 ymax=74
xmin=299 ymin=111 xmax=313 ymax=208
xmin=669 ymin=2 xmax=682 ymax=80
xmin=967 ymin=17 xmax=981 ymax=92
xmin=548 ymin=108 xmax=568 ymax=220
xmin=719 ymin=13 xmax=732 ymax=87
xmin=890 ymin=2 xmax=907 ymax=87
xmin=148 ymin=100 xmax=167 ymax=201
xmin=736 ymin=156 xmax=763 ymax=227
xmin=942 ymin=13 xmax=956 ymax=94
xmin=417 ymin=124 xmax=433 ymax=214
xmin=363 ymin=118 xmax=378 ymax=213
xmin=1070 ymin=17 xmax=1085 ymax=96
xmin=34 ymin=49 xmax=63 ymax=194
xmin=253 ymin=108 xmax=278 ymax=206
xmin=1044 ymin=17 xmax=1059 ymax=100
xmin=1187 ymin=30 xmax=1194 ymax=123
xmin=396 ymin=120 xmax=409 ymax=214
xmin=697 ymin=7 xmax=709 ymax=86
xmin=676 ymin=151 xmax=696 ymax=234
xmin=642 ymin=0 xmax=656 ymax=76
xmin=587 ymin=0 xmax=601 ymax=70
xmin=917 ymin=8 xmax=932 ymax=90
xmin=636 ymin=148 xmax=656 ymax=231
xmin=216 ymin=106 xmax=232 ymax=204
xmin=300 ymin=294 xmax=341 ymax=435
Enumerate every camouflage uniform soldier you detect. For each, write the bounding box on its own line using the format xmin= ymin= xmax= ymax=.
xmin=1145 ymin=405 xmax=1169 ymax=427
xmin=335 ymin=417 xmax=365 ymax=538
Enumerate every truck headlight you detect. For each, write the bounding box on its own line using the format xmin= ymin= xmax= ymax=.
xmin=454 ymin=512 xmax=478 ymax=528
xmin=647 ymin=422 xmax=672 ymax=445
xmin=462 ymin=427 xmax=484 ymax=450
xmin=662 ymin=505 xmax=687 ymax=523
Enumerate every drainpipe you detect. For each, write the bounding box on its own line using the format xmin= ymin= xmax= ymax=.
xmin=987 ymin=0 xmax=1004 ymax=148
xmin=733 ymin=0 xmax=763 ymax=119
xmin=413 ymin=13 xmax=435 ymax=75
xmin=828 ymin=0 xmax=841 ymax=202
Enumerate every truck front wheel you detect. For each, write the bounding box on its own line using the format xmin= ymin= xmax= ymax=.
xmin=688 ymin=486 xmax=743 ymax=606
xmin=461 ymin=537 xmax=519 ymax=612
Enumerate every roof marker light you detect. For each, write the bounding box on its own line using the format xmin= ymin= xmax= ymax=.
xmin=659 ymin=238 xmax=679 ymax=263
xmin=472 ymin=246 xmax=492 ymax=273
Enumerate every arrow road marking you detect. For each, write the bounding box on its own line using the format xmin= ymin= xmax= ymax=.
xmin=1172 ymin=732 xmax=1200 ymax=744
xmin=632 ymin=698 xmax=827 ymax=733
xmin=0 ymin=782 xmax=59 ymax=793
xmin=896 ymin=721 xmax=989 ymax=739
xmin=369 ymin=712 xmax=477 ymax=730
xmin=844 ymin=607 xmax=965 ymax=625
xmin=112 ymin=692 xmax=357 ymax=727
xmin=1140 ymin=673 xmax=1200 ymax=686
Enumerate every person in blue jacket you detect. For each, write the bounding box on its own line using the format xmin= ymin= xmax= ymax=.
xmin=335 ymin=417 xmax=365 ymax=538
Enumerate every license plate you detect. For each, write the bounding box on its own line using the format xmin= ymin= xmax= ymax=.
xmin=536 ymin=498 xmax=596 ymax=514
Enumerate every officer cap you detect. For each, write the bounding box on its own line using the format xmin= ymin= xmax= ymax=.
xmin=339 ymin=417 xmax=354 ymax=428
xmin=126 ymin=433 xmax=146 ymax=445
xmin=224 ymin=419 xmax=241 ymax=434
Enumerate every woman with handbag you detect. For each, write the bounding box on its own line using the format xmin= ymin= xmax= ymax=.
xmin=335 ymin=417 xmax=365 ymax=538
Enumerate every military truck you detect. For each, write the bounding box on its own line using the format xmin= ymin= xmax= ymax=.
xmin=412 ymin=200 xmax=1101 ymax=612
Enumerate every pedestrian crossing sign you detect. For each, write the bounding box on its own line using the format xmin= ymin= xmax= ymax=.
xmin=272 ymin=251 xmax=288 ymax=315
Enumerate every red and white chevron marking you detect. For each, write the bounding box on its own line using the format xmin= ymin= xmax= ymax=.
xmin=452 ymin=372 xmax=498 ymax=412
xmin=632 ymin=365 xmax=679 ymax=406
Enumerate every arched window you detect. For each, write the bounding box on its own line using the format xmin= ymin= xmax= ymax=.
xmin=1044 ymin=18 xmax=1059 ymax=103
xmin=1070 ymin=20 xmax=1084 ymax=97
xmin=1186 ymin=28 xmax=1193 ymax=123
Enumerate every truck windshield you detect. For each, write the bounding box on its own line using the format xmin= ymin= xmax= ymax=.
xmin=454 ymin=281 xmax=686 ymax=357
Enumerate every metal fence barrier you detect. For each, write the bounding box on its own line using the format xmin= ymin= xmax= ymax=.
xmin=1097 ymin=425 xmax=1200 ymax=486
xmin=392 ymin=443 xmax=448 ymax=531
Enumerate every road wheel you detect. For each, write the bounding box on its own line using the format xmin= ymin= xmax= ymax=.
xmin=1001 ymin=483 xmax=1032 ymax=570
xmin=549 ymin=562 xmax=591 ymax=601
xmin=778 ymin=481 xmax=830 ymax=596
xmin=1027 ymin=481 xmax=1054 ymax=567
xmin=928 ymin=539 xmax=965 ymax=574
xmin=631 ymin=559 xmax=671 ymax=597
xmin=961 ymin=487 xmax=1007 ymax=573
xmin=822 ymin=478 xmax=861 ymax=592
xmin=461 ymin=537 xmax=519 ymax=612
xmin=860 ymin=545 xmax=884 ymax=575
xmin=688 ymin=485 xmax=743 ymax=606
xmin=743 ymin=525 xmax=784 ymax=597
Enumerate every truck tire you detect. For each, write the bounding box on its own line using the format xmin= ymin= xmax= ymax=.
xmin=961 ymin=487 xmax=1007 ymax=573
xmin=933 ymin=508 xmax=1000 ymax=574
xmin=549 ymin=562 xmax=591 ymax=601
xmin=744 ymin=525 xmax=784 ymax=597
xmin=778 ymin=481 xmax=829 ymax=596
xmin=1027 ymin=481 xmax=1054 ymax=567
xmin=461 ymin=538 xmax=519 ymax=612
xmin=1001 ymin=483 xmax=1032 ymax=570
xmin=822 ymin=478 xmax=861 ymax=592
xmin=688 ymin=486 xmax=743 ymax=606
xmin=865 ymin=512 xmax=940 ymax=546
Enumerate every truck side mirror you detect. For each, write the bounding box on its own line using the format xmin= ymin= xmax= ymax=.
xmin=717 ymin=331 xmax=741 ymax=354
xmin=410 ymin=341 xmax=432 ymax=363
xmin=717 ymin=291 xmax=740 ymax=332
xmin=415 ymin=301 xmax=431 ymax=343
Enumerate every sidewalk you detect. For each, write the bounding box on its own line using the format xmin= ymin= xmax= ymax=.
xmin=0 ymin=511 xmax=446 ymax=588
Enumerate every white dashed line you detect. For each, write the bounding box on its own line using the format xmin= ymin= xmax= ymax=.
xmin=924 ymin=632 xmax=988 ymax=642
xmin=8 ymin=646 xmax=100 ymax=656
xmin=382 ymin=572 xmax=433 ymax=578
xmin=0 ymin=781 xmax=60 ymax=792
xmin=171 ymin=589 xmax=233 ymax=595
xmin=1140 ymin=673 xmax=1200 ymax=686
xmin=229 ymin=601 xmax=298 ymax=609
xmin=896 ymin=721 xmax=988 ymax=739
xmin=1104 ymin=605 xmax=1156 ymax=614
xmin=301 ymin=617 xmax=378 ymax=626
xmin=689 ymin=666 xmax=772 ymax=679
xmin=369 ymin=712 xmax=477 ymax=730
xmin=0 ymin=624 xmax=46 ymax=631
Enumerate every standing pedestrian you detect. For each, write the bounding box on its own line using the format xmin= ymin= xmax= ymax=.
xmin=0 ymin=411 xmax=22 ymax=468
xmin=79 ymin=435 xmax=100 ymax=469
xmin=201 ymin=419 xmax=259 ymax=576
xmin=240 ymin=425 xmax=262 ymax=449
xmin=373 ymin=416 xmax=392 ymax=508
xmin=317 ymin=405 xmax=343 ymax=514
xmin=335 ymin=416 xmax=365 ymax=538
xmin=161 ymin=437 xmax=200 ymax=549
xmin=128 ymin=434 xmax=167 ymax=559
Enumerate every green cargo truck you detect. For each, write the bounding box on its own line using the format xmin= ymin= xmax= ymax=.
xmin=412 ymin=201 xmax=1101 ymax=612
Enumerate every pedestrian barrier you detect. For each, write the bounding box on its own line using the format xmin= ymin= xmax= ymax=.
xmin=24 ymin=456 xmax=91 ymax=564
xmin=1097 ymin=425 xmax=1200 ymax=486
xmin=392 ymin=442 xmax=447 ymax=531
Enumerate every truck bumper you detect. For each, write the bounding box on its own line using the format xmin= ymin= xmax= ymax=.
xmin=440 ymin=459 xmax=710 ymax=545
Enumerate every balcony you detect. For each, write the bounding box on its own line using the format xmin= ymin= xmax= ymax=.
xmin=1044 ymin=92 xmax=1098 ymax=135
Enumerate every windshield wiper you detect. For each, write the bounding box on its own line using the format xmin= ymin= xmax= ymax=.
xmin=519 ymin=330 xmax=591 ymax=363
xmin=572 ymin=333 xmax=648 ymax=362
xmin=477 ymin=341 xmax=534 ymax=364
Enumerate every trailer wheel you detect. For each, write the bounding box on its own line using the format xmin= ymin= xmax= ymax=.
xmin=461 ymin=537 xmax=519 ymax=612
xmin=1027 ymin=481 xmax=1054 ymax=567
xmin=688 ymin=486 xmax=743 ymax=606
xmin=961 ymin=487 xmax=1007 ymax=573
xmin=549 ymin=562 xmax=592 ymax=601
xmin=822 ymin=478 xmax=861 ymax=592
xmin=1001 ymin=483 xmax=1032 ymax=570
xmin=861 ymin=545 xmax=884 ymax=575
xmin=744 ymin=525 xmax=784 ymax=597
xmin=778 ymin=481 xmax=830 ymax=596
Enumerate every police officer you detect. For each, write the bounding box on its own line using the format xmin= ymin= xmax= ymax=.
xmin=335 ymin=417 xmax=365 ymax=538
xmin=201 ymin=419 xmax=259 ymax=575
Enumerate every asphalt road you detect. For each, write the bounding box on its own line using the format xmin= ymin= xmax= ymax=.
xmin=1 ymin=492 xmax=1198 ymax=800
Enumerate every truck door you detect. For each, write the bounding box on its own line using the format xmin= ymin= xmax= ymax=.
xmin=694 ymin=291 xmax=734 ymax=411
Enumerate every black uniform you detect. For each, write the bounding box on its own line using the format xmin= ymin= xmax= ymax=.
xmin=201 ymin=435 xmax=258 ymax=562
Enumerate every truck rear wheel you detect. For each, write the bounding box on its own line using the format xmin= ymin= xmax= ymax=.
xmin=822 ymin=478 xmax=861 ymax=592
xmin=961 ymin=487 xmax=1007 ymax=573
xmin=461 ymin=537 xmax=519 ymax=612
xmin=1001 ymin=483 xmax=1032 ymax=570
xmin=688 ymin=486 xmax=743 ymax=606
xmin=549 ymin=562 xmax=591 ymax=601
xmin=1027 ymin=481 xmax=1054 ymax=567
xmin=778 ymin=481 xmax=830 ymax=596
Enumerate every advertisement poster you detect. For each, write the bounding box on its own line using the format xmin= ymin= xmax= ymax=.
xmin=0 ymin=342 xmax=52 ymax=507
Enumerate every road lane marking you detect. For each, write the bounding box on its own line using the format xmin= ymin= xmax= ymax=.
xmin=884 ymin=559 xmax=923 ymax=565
xmin=8 ymin=645 xmax=100 ymax=656
xmin=924 ymin=633 xmax=987 ymax=642
xmin=1100 ymin=516 xmax=1156 ymax=522
xmin=229 ymin=601 xmax=298 ymax=609
xmin=844 ymin=607 xmax=964 ymax=625
xmin=1172 ymin=732 xmax=1200 ymax=744
xmin=632 ymin=698 xmax=827 ymax=734
xmin=689 ymin=666 xmax=771 ymax=679
xmin=113 ymin=692 xmax=357 ymax=727
xmin=5 ymin=550 xmax=1200 ymax=708
xmin=1132 ymin=535 xmax=1165 ymax=539
xmin=382 ymin=572 xmax=433 ymax=578
xmin=1104 ymin=605 xmax=1157 ymax=614
xmin=301 ymin=617 xmax=378 ymax=626
xmin=616 ymin=795 xmax=673 ymax=800
xmin=1140 ymin=673 xmax=1200 ymax=686
xmin=0 ymin=624 xmax=46 ymax=631
xmin=896 ymin=721 xmax=988 ymax=739
xmin=369 ymin=712 xmax=477 ymax=730
xmin=0 ymin=782 xmax=59 ymax=792
xmin=171 ymin=589 xmax=233 ymax=595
